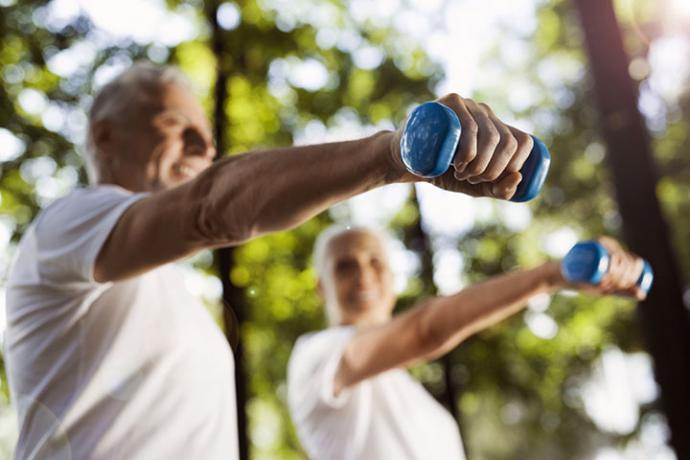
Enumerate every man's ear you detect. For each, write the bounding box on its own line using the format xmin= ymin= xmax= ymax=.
xmin=91 ymin=120 xmax=114 ymax=156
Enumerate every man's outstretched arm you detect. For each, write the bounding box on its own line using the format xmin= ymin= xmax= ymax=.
xmin=333 ymin=239 xmax=645 ymax=394
xmin=95 ymin=132 xmax=398 ymax=282
xmin=95 ymin=94 xmax=532 ymax=282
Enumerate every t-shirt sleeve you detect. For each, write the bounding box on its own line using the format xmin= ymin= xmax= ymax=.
xmin=288 ymin=326 xmax=359 ymax=415
xmin=33 ymin=186 xmax=146 ymax=287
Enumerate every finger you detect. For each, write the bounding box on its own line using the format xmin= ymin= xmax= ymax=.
xmin=432 ymin=170 xmax=521 ymax=200
xmin=618 ymin=254 xmax=636 ymax=288
xmin=616 ymin=257 xmax=633 ymax=289
xmin=613 ymin=285 xmax=645 ymax=300
xmin=599 ymin=278 xmax=614 ymax=293
xmin=613 ymin=251 xmax=630 ymax=285
xmin=456 ymin=100 xmax=500 ymax=183
xmin=472 ymin=108 xmax=519 ymax=183
xmin=428 ymin=168 xmax=482 ymax=196
xmin=610 ymin=251 xmax=626 ymax=284
xmin=489 ymin=171 xmax=521 ymax=199
xmin=505 ymin=126 xmax=533 ymax=173
xmin=625 ymin=256 xmax=645 ymax=289
xmin=599 ymin=239 xmax=623 ymax=277
xmin=600 ymin=251 xmax=621 ymax=287
xmin=597 ymin=236 xmax=623 ymax=254
xmin=609 ymin=253 xmax=645 ymax=298
xmin=632 ymin=256 xmax=644 ymax=286
xmin=612 ymin=251 xmax=640 ymax=290
xmin=437 ymin=94 xmax=477 ymax=173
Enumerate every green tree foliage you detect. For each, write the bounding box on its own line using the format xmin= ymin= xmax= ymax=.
xmin=0 ymin=0 xmax=687 ymax=459
xmin=417 ymin=1 xmax=689 ymax=458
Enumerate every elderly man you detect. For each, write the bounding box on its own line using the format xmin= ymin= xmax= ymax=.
xmin=6 ymin=61 xmax=542 ymax=459
xmin=287 ymin=226 xmax=646 ymax=460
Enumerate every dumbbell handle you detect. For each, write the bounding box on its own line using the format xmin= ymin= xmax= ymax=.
xmin=561 ymin=241 xmax=654 ymax=294
xmin=399 ymin=101 xmax=551 ymax=202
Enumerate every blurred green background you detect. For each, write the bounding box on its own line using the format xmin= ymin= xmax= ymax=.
xmin=1 ymin=0 xmax=689 ymax=459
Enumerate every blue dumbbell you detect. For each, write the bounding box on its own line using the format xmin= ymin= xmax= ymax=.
xmin=561 ymin=241 xmax=654 ymax=294
xmin=400 ymin=101 xmax=551 ymax=202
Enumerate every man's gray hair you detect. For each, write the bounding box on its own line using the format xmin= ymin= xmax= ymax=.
xmin=84 ymin=61 xmax=191 ymax=183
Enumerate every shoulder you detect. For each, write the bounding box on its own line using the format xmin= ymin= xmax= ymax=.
xmin=288 ymin=326 xmax=362 ymax=411
xmin=293 ymin=326 xmax=356 ymax=354
xmin=289 ymin=326 xmax=355 ymax=374
xmin=41 ymin=185 xmax=137 ymax=217
xmin=35 ymin=185 xmax=145 ymax=235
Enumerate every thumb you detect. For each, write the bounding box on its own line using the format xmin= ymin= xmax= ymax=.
xmin=490 ymin=172 xmax=522 ymax=199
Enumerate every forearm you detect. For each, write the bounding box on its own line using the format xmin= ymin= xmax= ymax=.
xmin=95 ymin=131 xmax=406 ymax=282
xmin=335 ymin=262 xmax=564 ymax=392
xmin=191 ymin=131 xmax=406 ymax=245
xmin=418 ymin=261 xmax=564 ymax=358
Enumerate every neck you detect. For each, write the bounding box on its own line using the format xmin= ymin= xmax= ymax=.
xmin=338 ymin=310 xmax=390 ymax=329
xmin=97 ymin=176 xmax=154 ymax=193
xmin=96 ymin=160 xmax=152 ymax=192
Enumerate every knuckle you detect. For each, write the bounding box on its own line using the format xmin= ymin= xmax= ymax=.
xmin=458 ymin=150 xmax=476 ymax=163
xmin=498 ymin=188 xmax=511 ymax=199
xmin=480 ymin=169 xmax=501 ymax=182
xmin=597 ymin=236 xmax=615 ymax=251
xmin=485 ymin=127 xmax=500 ymax=146
xmin=466 ymin=162 xmax=486 ymax=176
xmin=464 ymin=120 xmax=479 ymax=136
xmin=515 ymin=131 xmax=532 ymax=148
xmin=460 ymin=149 xmax=477 ymax=163
xmin=503 ymin=134 xmax=518 ymax=153
xmin=635 ymin=256 xmax=644 ymax=270
xmin=496 ymin=137 xmax=517 ymax=160
xmin=445 ymin=93 xmax=462 ymax=104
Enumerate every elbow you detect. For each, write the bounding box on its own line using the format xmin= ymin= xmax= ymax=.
xmin=414 ymin=304 xmax=447 ymax=356
xmin=414 ymin=298 xmax=470 ymax=359
xmin=186 ymin=169 xmax=257 ymax=247
xmin=193 ymin=197 xmax=258 ymax=247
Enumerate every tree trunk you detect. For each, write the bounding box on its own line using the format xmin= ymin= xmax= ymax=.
xmin=405 ymin=187 xmax=463 ymax=436
xmin=207 ymin=1 xmax=250 ymax=458
xmin=573 ymin=1 xmax=690 ymax=458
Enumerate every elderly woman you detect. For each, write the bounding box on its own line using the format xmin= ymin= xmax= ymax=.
xmin=288 ymin=226 xmax=645 ymax=460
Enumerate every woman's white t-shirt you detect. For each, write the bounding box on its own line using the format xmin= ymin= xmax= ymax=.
xmin=288 ymin=326 xmax=466 ymax=460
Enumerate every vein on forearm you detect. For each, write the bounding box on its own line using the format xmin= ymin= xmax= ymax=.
xmin=191 ymin=132 xmax=393 ymax=246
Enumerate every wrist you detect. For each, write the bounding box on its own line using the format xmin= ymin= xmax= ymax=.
xmin=539 ymin=261 xmax=567 ymax=291
xmin=379 ymin=129 xmax=418 ymax=184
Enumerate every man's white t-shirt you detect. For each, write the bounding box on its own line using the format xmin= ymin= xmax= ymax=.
xmin=5 ymin=185 xmax=238 ymax=460
xmin=287 ymin=326 xmax=466 ymax=460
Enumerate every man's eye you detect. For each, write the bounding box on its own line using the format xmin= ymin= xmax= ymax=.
xmin=157 ymin=114 xmax=185 ymax=129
